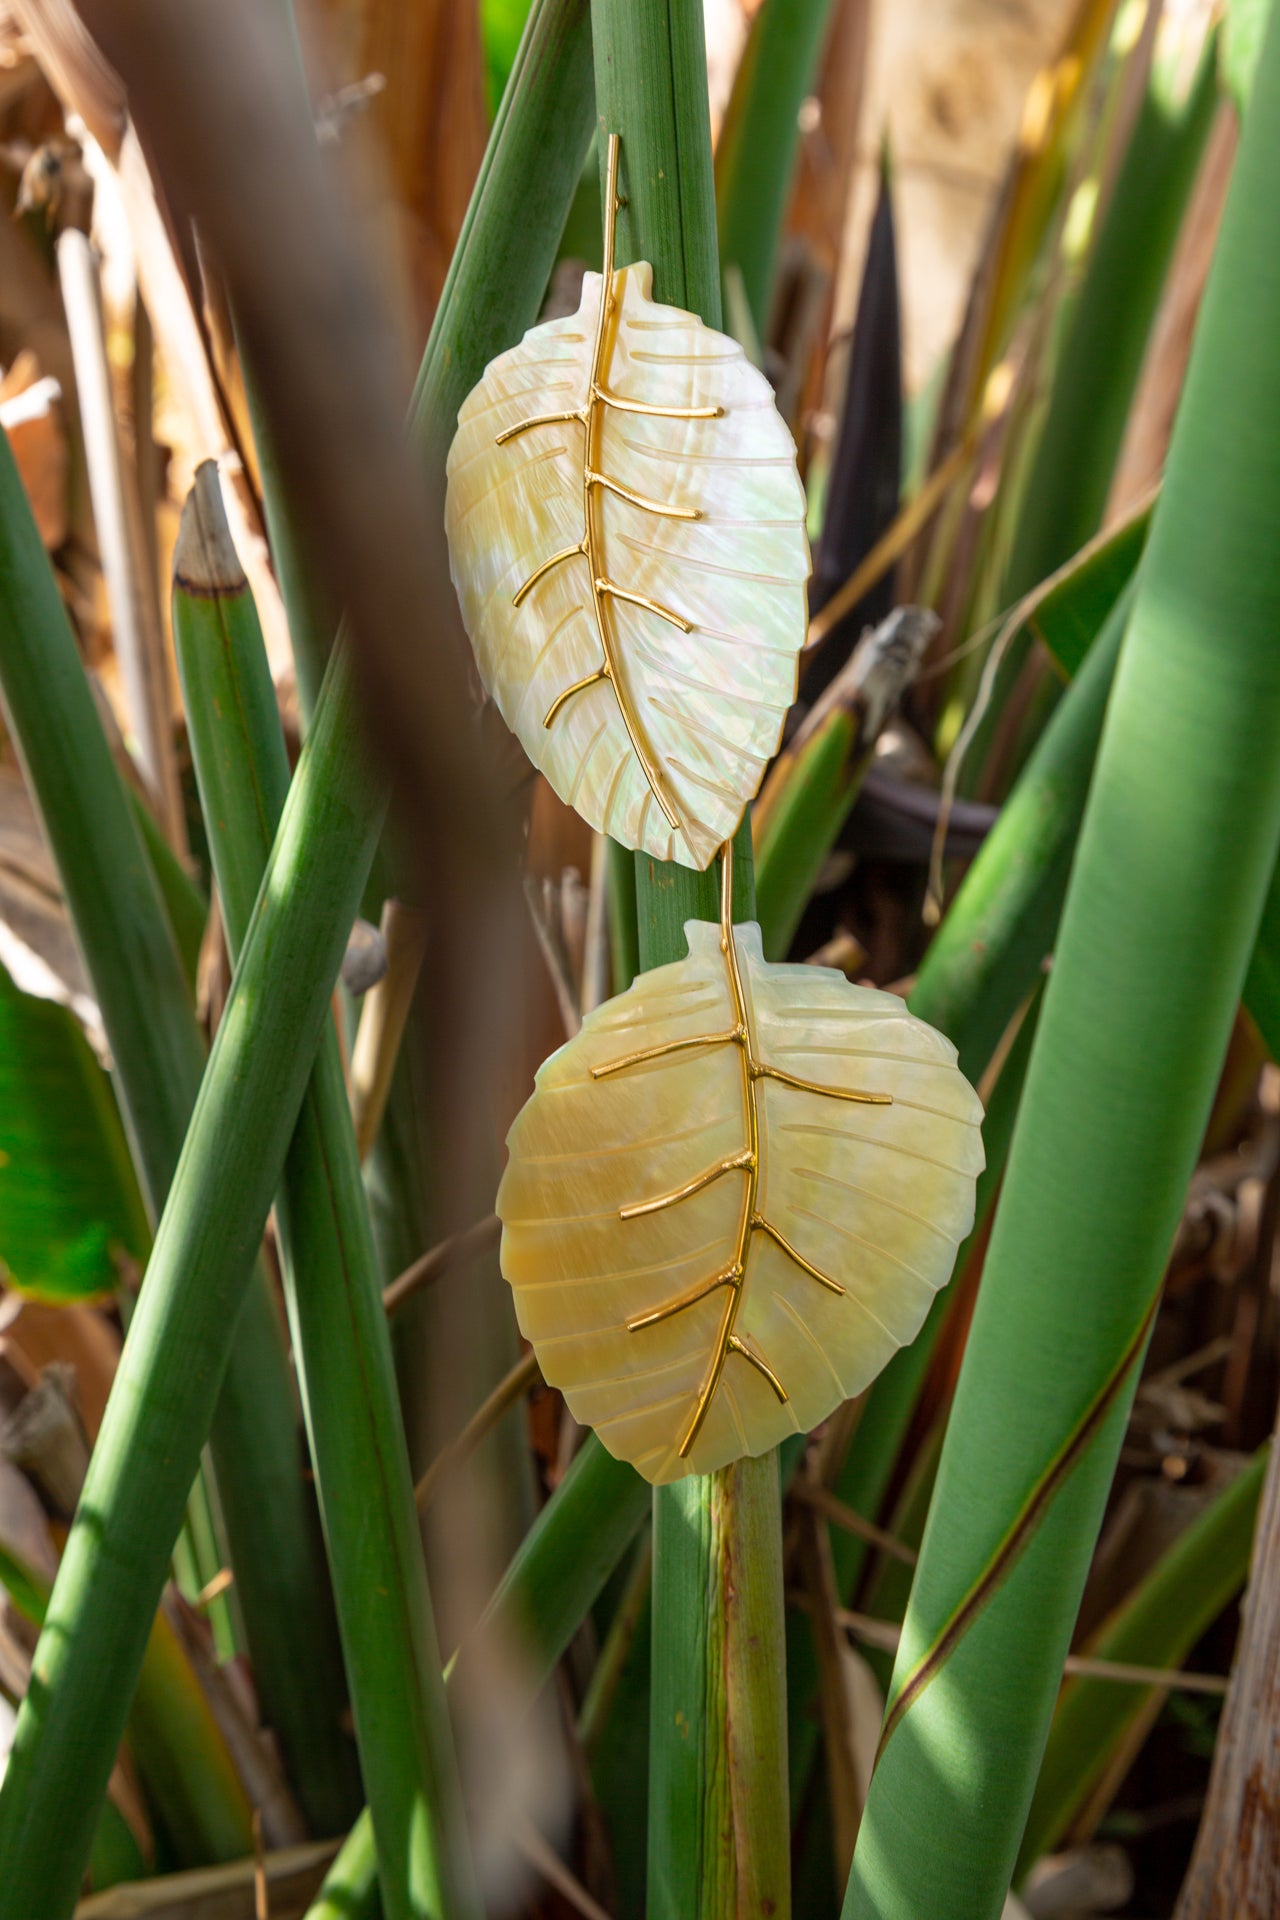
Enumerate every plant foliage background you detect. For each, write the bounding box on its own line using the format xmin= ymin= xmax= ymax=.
xmin=0 ymin=1 xmax=1278 ymax=1918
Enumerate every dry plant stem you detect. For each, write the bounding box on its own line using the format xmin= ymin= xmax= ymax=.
xmin=796 ymin=1502 xmax=865 ymax=1883
xmin=836 ymin=1610 xmax=1227 ymax=1696
xmin=1107 ymin=103 xmax=1238 ymax=521
xmin=789 ymin=1478 xmax=916 ymax=1567
xmin=350 ymin=900 xmax=429 ymax=1160
xmin=73 ymin=1840 xmax=342 ymax=1919
xmin=1174 ymin=1424 xmax=1280 ymax=1918
xmin=805 ymin=432 xmax=977 ymax=656
xmin=591 ymin=3 xmax=788 ymax=1913
xmin=77 ymin=0 xmax=510 ymax=897
xmin=56 ymin=227 xmax=183 ymax=849
xmin=414 ymin=1349 xmax=541 ymax=1512
xmin=515 ymin=1820 xmax=613 ymax=1920
xmin=381 ymin=1214 xmax=502 ymax=1318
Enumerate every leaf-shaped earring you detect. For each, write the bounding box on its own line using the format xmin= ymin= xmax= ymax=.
xmin=497 ymin=851 xmax=984 ymax=1484
xmin=445 ymin=136 xmax=810 ymax=870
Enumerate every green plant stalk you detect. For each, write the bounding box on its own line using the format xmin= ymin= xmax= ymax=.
xmin=844 ymin=10 xmax=1280 ymax=1910
xmin=591 ymin=6 xmax=787 ymax=1917
xmin=1001 ymin=31 xmax=1219 ymax=605
xmin=172 ymin=475 xmax=477 ymax=1920
xmin=0 ymin=426 xmax=356 ymax=1835
xmin=129 ymin=789 xmax=207 ymax=991
xmin=0 ymin=958 xmax=150 ymax=1303
xmin=754 ymin=703 xmax=869 ymax=961
xmin=87 ymin=1796 xmax=147 ymax=1895
xmin=786 ymin=525 xmax=1142 ymax=1837
xmin=1018 ymin=1444 xmax=1266 ymax=1875
xmin=0 ymin=629 xmax=384 ymax=1918
xmin=787 ymin=985 xmax=1043 ymax=1804
xmin=308 ymin=1434 xmax=651 ymax=1920
xmin=410 ymin=0 xmax=594 ymax=460
xmin=786 ymin=525 xmax=1149 ymax=1811
xmin=714 ymin=0 xmax=837 ymax=340
xmin=608 ymin=835 xmax=641 ymax=993
xmin=916 ymin=582 xmax=1131 ymax=1084
xmin=176 ymin=1457 xmax=240 ymax=1662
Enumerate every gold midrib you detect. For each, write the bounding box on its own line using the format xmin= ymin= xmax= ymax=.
xmin=591 ymin=849 xmax=893 ymax=1463
xmin=498 ymin=133 xmax=721 ymax=848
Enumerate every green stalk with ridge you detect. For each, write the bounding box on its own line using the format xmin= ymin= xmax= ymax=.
xmin=172 ymin=467 xmax=478 ymax=1920
xmin=591 ymin=6 xmax=789 ymax=1916
xmin=0 ymin=422 xmax=354 ymax=1836
xmin=0 ymin=612 xmax=384 ymax=1916
xmin=845 ymin=9 xmax=1280 ymax=1910
xmin=714 ymin=0 xmax=838 ymax=339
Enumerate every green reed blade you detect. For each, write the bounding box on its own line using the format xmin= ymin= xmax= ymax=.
xmin=845 ymin=11 xmax=1280 ymax=1910
xmin=0 ymin=424 xmax=355 ymax=1836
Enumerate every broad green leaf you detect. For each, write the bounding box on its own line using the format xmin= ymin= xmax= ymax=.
xmin=0 ymin=961 xmax=147 ymax=1303
xmin=445 ymin=144 xmax=809 ymax=870
xmin=499 ymin=905 xmax=981 ymax=1483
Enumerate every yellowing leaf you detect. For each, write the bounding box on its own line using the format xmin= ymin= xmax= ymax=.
xmin=444 ymin=142 xmax=809 ymax=870
xmin=498 ymin=894 xmax=984 ymax=1484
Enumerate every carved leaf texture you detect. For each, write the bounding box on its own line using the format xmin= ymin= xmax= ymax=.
xmin=498 ymin=919 xmax=984 ymax=1484
xmin=444 ymin=263 xmax=809 ymax=869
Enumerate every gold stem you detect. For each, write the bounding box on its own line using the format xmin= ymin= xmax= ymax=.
xmin=596 ymin=580 xmax=693 ymax=632
xmin=580 ymin=135 xmax=681 ymax=829
xmin=627 ymin=1264 xmax=740 ymax=1332
xmin=494 ymin=132 xmax=715 ymax=833
xmin=620 ymin=1147 xmax=753 ymax=1220
xmin=544 ymin=664 xmax=609 ymax=729
xmin=675 ymin=847 xmax=765 ymax=1456
xmin=590 ymin=1023 xmax=742 ymax=1079
xmin=752 ymin=1063 xmax=892 ymax=1105
xmin=751 ymin=1215 xmax=845 ymax=1296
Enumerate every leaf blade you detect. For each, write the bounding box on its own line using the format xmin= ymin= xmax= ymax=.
xmin=499 ymin=918 xmax=982 ymax=1481
xmin=446 ymin=263 xmax=809 ymax=867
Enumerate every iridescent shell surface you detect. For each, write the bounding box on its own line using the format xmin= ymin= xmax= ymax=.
xmin=498 ymin=919 xmax=985 ymax=1484
xmin=445 ymin=264 xmax=810 ymax=869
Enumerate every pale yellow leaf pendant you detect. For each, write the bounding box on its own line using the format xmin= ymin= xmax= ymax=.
xmin=445 ymin=137 xmax=809 ymax=870
xmin=498 ymin=853 xmax=984 ymax=1484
